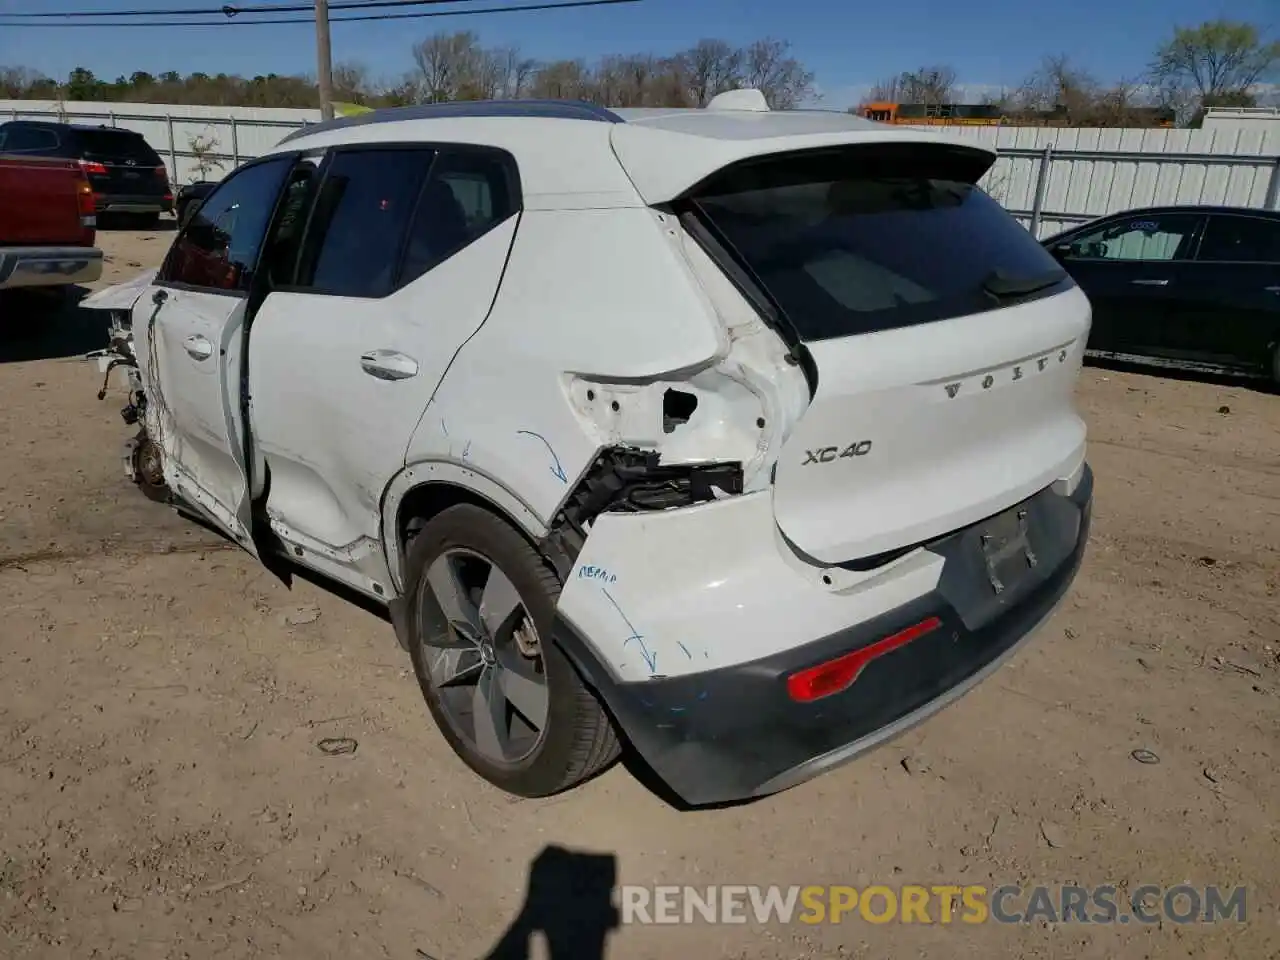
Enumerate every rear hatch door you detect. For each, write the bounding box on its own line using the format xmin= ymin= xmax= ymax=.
xmin=71 ymin=128 xmax=168 ymax=198
xmin=687 ymin=141 xmax=1090 ymax=564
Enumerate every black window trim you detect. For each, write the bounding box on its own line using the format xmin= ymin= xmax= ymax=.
xmin=1052 ymin=210 xmax=1208 ymax=264
xmin=272 ymin=139 xmax=523 ymax=301
xmin=1190 ymin=211 xmax=1280 ymax=266
xmin=157 ymin=151 xmax=302 ymax=299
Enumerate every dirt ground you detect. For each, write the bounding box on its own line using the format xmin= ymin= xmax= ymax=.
xmin=1 ymin=224 xmax=1277 ymax=960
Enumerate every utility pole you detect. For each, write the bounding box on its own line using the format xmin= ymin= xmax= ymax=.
xmin=315 ymin=0 xmax=334 ymax=121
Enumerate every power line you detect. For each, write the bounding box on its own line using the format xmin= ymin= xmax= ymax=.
xmin=0 ymin=0 xmax=640 ymax=27
xmin=3 ymin=0 xmax=495 ymax=18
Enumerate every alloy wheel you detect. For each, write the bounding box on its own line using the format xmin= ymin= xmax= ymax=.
xmin=417 ymin=547 xmax=550 ymax=764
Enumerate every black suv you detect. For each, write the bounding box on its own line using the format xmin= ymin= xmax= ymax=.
xmin=0 ymin=120 xmax=173 ymax=225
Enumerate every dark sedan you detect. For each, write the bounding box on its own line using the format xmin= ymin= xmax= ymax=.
xmin=1042 ymin=205 xmax=1280 ymax=385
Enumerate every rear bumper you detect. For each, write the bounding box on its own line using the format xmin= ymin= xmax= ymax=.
xmin=553 ymin=464 xmax=1093 ymax=807
xmin=0 ymin=245 xmax=103 ymax=290
xmin=95 ymin=195 xmax=171 ymax=214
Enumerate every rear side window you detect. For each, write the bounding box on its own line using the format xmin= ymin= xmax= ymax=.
xmin=294 ymin=148 xmax=435 ymax=298
xmin=72 ymin=130 xmax=162 ymax=165
xmin=0 ymin=125 xmax=60 ymax=153
xmin=1196 ymin=214 xmax=1280 ymax=264
xmin=689 ymin=144 xmax=1070 ymax=340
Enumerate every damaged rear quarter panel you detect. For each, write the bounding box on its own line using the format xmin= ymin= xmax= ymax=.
xmin=395 ymin=206 xmax=729 ymax=580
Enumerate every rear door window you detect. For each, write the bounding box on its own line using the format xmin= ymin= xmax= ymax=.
xmin=1196 ymin=214 xmax=1280 ymax=264
xmin=689 ymin=143 xmax=1070 ymax=340
xmin=293 ymin=147 xmax=435 ymax=298
xmin=398 ymin=147 xmax=520 ymax=287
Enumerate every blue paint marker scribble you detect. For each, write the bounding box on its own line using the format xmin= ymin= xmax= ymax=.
xmin=440 ymin=418 xmax=449 ymax=437
xmin=516 ymin=429 xmax=568 ymax=483
xmin=462 ymin=440 xmax=472 ymax=459
xmin=602 ymin=587 xmax=656 ymax=674
xmin=677 ymin=641 xmax=692 ymax=660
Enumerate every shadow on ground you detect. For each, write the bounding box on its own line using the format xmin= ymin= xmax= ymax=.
xmin=0 ymin=287 xmax=111 ymax=364
xmin=477 ymin=845 xmax=620 ymax=960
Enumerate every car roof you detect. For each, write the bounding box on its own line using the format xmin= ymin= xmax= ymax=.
xmin=271 ymin=93 xmax=992 ymax=208
xmin=2 ymin=119 xmax=143 ymax=135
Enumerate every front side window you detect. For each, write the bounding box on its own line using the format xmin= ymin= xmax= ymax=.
xmin=1196 ymin=215 xmax=1280 ymax=264
xmin=161 ymin=156 xmax=293 ymax=293
xmin=294 ymin=148 xmax=435 ymax=298
xmin=1057 ymin=213 xmax=1203 ymax=263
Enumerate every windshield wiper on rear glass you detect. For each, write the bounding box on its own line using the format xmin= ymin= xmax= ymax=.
xmin=981 ymin=267 xmax=1067 ymax=300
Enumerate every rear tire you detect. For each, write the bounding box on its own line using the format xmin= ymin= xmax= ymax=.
xmin=405 ymin=504 xmax=620 ymax=797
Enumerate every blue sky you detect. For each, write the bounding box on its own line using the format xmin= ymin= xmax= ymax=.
xmin=0 ymin=0 xmax=1275 ymax=108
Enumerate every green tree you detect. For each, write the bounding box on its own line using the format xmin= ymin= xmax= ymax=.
xmin=1150 ymin=19 xmax=1280 ymax=112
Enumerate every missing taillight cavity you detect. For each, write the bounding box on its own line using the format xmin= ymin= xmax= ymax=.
xmin=786 ymin=616 xmax=943 ymax=703
xmin=541 ymin=447 xmax=744 ymax=580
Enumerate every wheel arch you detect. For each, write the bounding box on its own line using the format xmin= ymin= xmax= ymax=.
xmin=380 ymin=460 xmax=551 ymax=598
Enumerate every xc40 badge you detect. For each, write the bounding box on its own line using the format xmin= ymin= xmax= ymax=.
xmin=803 ymin=441 xmax=872 ymax=465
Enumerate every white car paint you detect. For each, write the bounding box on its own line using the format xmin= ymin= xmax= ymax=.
xmin=95 ymin=93 xmax=1091 ymax=696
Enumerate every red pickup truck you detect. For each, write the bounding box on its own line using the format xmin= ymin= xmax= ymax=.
xmin=0 ymin=153 xmax=103 ymax=294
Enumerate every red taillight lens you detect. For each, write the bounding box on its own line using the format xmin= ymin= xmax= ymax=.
xmin=155 ymin=165 xmax=169 ymax=179
xmin=786 ymin=616 xmax=943 ymax=703
xmin=80 ymin=159 xmax=108 ymax=176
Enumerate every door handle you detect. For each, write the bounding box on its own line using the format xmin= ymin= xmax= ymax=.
xmin=359 ymin=349 xmax=419 ymax=381
xmin=1131 ymin=279 xmax=1169 ymax=286
xmin=183 ymin=334 xmax=213 ymax=361
xmin=1264 ymin=285 xmax=1280 ymax=294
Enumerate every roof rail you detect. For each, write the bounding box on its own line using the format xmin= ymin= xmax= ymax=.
xmin=279 ymin=98 xmax=625 ymax=144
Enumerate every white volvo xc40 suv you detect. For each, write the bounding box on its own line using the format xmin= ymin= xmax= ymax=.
xmin=85 ymin=90 xmax=1092 ymax=806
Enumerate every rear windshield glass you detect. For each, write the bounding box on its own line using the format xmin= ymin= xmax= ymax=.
xmin=690 ymin=144 xmax=1070 ymax=341
xmin=73 ymin=130 xmax=162 ymax=165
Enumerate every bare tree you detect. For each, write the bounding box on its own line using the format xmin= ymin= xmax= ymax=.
xmin=527 ymin=59 xmax=593 ymax=101
xmin=331 ymin=61 xmax=371 ymax=105
xmin=869 ymin=65 xmax=957 ymax=106
xmin=1150 ymin=19 xmax=1280 ymax=113
xmin=742 ymin=38 xmax=816 ymax=109
xmin=1010 ymin=54 xmax=1100 ymax=123
xmin=679 ymin=39 xmax=743 ymax=106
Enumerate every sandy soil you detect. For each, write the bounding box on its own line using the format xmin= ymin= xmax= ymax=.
xmin=1 ymin=225 xmax=1277 ymax=959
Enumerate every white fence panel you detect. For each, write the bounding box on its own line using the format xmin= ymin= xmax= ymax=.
xmin=3 ymin=99 xmax=1278 ymax=235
